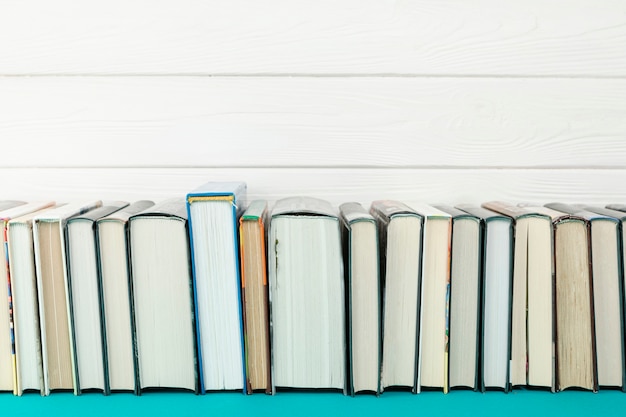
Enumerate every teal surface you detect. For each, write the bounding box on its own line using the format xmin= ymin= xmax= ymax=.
xmin=2 ymin=390 xmax=626 ymax=417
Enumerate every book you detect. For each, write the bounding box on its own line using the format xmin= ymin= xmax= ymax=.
xmin=483 ymin=201 xmax=553 ymax=389
xmin=269 ymin=197 xmax=346 ymax=391
xmin=96 ymin=200 xmax=154 ymax=393
xmin=0 ymin=201 xmax=28 ymax=391
xmin=339 ymin=202 xmax=380 ymax=395
xmin=547 ymin=203 xmax=621 ymax=389
xmin=186 ymin=181 xmax=246 ymax=393
xmin=409 ymin=204 xmax=451 ymax=393
xmin=434 ymin=206 xmax=481 ymax=391
xmin=584 ymin=205 xmax=626 ymax=391
xmin=525 ymin=204 xmax=597 ymax=391
xmin=33 ymin=200 xmax=102 ymax=395
xmin=66 ymin=202 xmax=129 ymax=394
xmin=0 ymin=202 xmax=54 ymax=395
xmin=239 ymin=200 xmax=271 ymax=394
xmin=370 ymin=200 xmax=422 ymax=393
xmin=129 ymin=199 xmax=197 ymax=392
xmin=456 ymin=205 xmax=513 ymax=392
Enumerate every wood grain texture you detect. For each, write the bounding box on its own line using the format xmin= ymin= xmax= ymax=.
xmin=1 ymin=0 xmax=625 ymax=75
xmin=2 ymin=168 xmax=625 ymax=207
xmin=1 ymin=77 xmax=625 ymax=168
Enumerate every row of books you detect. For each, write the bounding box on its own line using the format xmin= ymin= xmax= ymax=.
xmin=0 ymin=182 xmax=625 ymax=397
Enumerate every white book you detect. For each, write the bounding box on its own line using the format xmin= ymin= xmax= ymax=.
xmin=7 ymin=203 xmax=57 ymax=395
xmin=66 ymin=202 xmax=128 ymax=394
xmin=339 ymin=202 xmax=380 ymax=395
xmin=269 ymin=197 xmax=346 ymax=391
xmin=435 ymin=206 xmax=481 ymax=391
xmin=129 ymin=199 xmax=196 ymax=392
xmin=410 ymin=203 xmax=451 ymax=393
xmin=457 ymin=205 xmax=513 ymax=392
xmin=484 ymin=201 xmax=553 ymax=389
xmin=96 ymin=200 xmax=154 ymax=393
xmin=370 ymin=200 xmax=422 ymax=392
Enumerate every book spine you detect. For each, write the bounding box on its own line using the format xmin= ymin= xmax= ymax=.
xmin=63 ymin=223 xmax=80 ymax=395
xmin=94 ymin=223 xmax=111 ymax=395
xmin=232 ymin=199 xmax=247 ymax=395
xmin=185 ymin=203 xmax=205 ymax=395
xmin=4 ymin=221 xmax=18 ymax=395
xmin=125 ymin=222 xmax=141 ymax=396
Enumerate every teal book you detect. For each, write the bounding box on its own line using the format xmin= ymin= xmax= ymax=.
xmin=339 ymin=202 xmax=380 ymax=395
xmin=186 ymin=182 xmax=247 ymax=394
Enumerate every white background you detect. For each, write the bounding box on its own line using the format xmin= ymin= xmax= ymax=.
xmin=1 ymin=0 xmax=625 ymax=207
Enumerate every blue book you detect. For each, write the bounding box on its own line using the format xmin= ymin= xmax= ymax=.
xmin=186 ymin=182 xmax=247 ymax=393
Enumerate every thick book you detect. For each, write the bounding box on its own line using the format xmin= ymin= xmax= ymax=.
xmin=339 ymin=202 xmax=380 ymax=395
xmin=187 ymin=181 xmax=246 ymax=393
xmin=410 ymin=204 xmax=451 ymax=393
xmin=33 ymin=201 xmax=102 ymax=395
xmin=96 ymin=200 xmax=154 ymax=394
xmin=239 ymin=200 xmax=271 ymax=394
xmin=524 ymin=205 xmax=597 ymax=392
xmin=483 ymin=201 xmax=554 ymax=389
xmin=585 ymin=205 xmax=626 ymax=391
xmin=456 ymin=205 xmax=513 ymax=392
xmin=129 ymin=199 xmax=197 ymax=392
xmin=269 ymin=197 xmax=346 ymax=391
xmin=370 ymin=200 xmax=422 ymax=393
xmin=0 ymin=201 xmax=54 ymax=395
xmin=66 ymin=202 xmax=129 ymax=395
xmin=435 ymin=206 xmax=481 ymax=391
xmin=547 ymin=203 xmax=621 ymax=390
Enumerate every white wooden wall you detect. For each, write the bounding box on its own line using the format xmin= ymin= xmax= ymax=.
xmin=1 ymin=0 xmax=626 ymax=207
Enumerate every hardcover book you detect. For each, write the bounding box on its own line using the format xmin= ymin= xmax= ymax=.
xmin=66 ymin=202 xmax=129 ymax=394
xmin=186 ymin=181 xmax=247 ymax=393
xmin=269 ymin=197 xmax=346 ymax=391
xmin=0 ymin=202 xmax=54 ymax=395
xmin=129 ymin=199 xmax=197 ymax=392
xmin=435 ymin=206 xmax=481 ymax=391
xmin=525 ymin=204 xmax=597 ymax=392
xmin=96 ymin=200 xmax=154 ymax=394
xmin=33 ymin=200 xmax=102 ymax=395
xmin=456 ymin=205 xmax=513 ymax=392
xmin=547 ymin=203 xmax=621 ymax=390
xmin=483 ymin=201 xmax=553 ymax=389
xmin=410 ymin=204 xmax=451 ymax=393
xmin=370 ymin=200 xmax=422 ymax=393
xmin=239 ymin=200 xmax=271 ymax=394
xmin=339 ymin=202 xmax=380 ymax=395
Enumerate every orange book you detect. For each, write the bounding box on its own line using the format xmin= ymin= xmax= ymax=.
xmin=239 ymin=200 xmax=271 ymax=394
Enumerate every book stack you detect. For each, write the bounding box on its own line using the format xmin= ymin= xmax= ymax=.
xmin=1 ymin=186 xmax=626 ymax=396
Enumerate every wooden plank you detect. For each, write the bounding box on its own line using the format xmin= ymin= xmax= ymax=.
xmin=1 ymin=0 xmax=625 ymax=75
xmin=1 ymin=77 xmax=625 ymax=168
xmin=3 ymin=167 xmax=625 ymax=207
